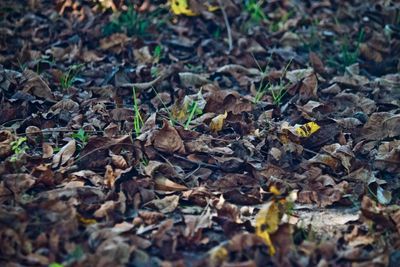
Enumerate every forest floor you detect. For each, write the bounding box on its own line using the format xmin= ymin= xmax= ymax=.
xmin=1 ymin=0 xmax=400 ymax=266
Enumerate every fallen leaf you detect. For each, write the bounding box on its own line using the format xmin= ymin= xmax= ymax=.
xmin=148 ymin=195 xmax=180 ymax=213
xmin=210 ymin=111 xmax=228 ymax=133
xmin=154 ymin=176 xmax=188 ymax=191
xmin=255 ymin=201 xmax=280 ymax=255
xmin=295 ymin=122 xmax=321 ymax=138
xmin=52 ymin=139 xmax=76 ymax=168
xmin=153 ymin=120 xmax=185 ymax=154
xmin=22 ymin=69 xmax=55 ymax=101
xmin=170 ymin=0 xmax=198 ymax=16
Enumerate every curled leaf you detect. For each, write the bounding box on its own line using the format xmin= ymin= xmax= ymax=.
xmin=210 ymin=111 xmax=228 ymax=133
xmin=155 ymin=176 xmax=188 ymax=191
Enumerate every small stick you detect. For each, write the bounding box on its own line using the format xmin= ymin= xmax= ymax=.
xmin=217 ymin=0 xmax=233 ymax=53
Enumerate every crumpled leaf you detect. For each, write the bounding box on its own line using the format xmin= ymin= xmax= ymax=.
xmin=295 ymin=121 xmax=320 ymax=138
xmin=210 ymin=111 xmax=227 ymax=133
xmin=255 ymin=201 xmax=280 ymax=255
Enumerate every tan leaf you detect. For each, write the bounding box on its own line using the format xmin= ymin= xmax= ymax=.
xmin=155 ymin=176 xmax=188 ymax=191
xmin=42 ymin=143 xmax=53 ymax=159
xmin=0 ymin=130 xmax=15 ymax=158
xmin=309 ymin=52 xmax=325 ymax=74
xmin=52 ymin=139 xmax=76 ymax=168
xmin=210 ymin=111 xmax=228 ymax=133
xmin=148 ymin=195 xmax=180 ymax=213
xmin=22 ymin=69 xmax=55 ymax=100
xmin=153 ymin=120 xmax=185 ymax=154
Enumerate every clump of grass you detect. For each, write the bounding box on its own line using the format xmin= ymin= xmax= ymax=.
xmin=71 ymin=128 xmax=89 ymax=150
xmin=244 ymin=0 xmax=267 ymax=23
xmin=103 ymin=5 xmax=150 ymax=37
xmin=252 ymin=55 xmax=292 ymax=106
xmin=60 ymin=64 xmax=82 ymax=90
xmin=153 ymin=44 xmax=163 ymax=61
xmin=184 ymin=99 xmax=199 ymax=130
xmin=339 ymin=29 xmax=365 ymax=67
xmin=268 ymin=9 xmax=295 ymax=33
xmin=10 ymin=136 xmax=28 ymax=162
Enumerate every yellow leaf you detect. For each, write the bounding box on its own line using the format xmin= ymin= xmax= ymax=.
xmin=169 ymin=0 xmax=198 ymax=16
xmin=208 ymin=245 xmax=228 ymax=266
xmin=255 ymin=201 xmax=280 ymax=255
xmin=210 ymin=111 xmax=227 ymax=133
xmin=205 ymin=4 xmax=219 ymax=12
xmin=77 ymin=214 xmax=97 ymax=225
xmin=295 ymin=121 xmax=320 ymax=137
xmin=269 ymin=185 xmax=281 ymax=196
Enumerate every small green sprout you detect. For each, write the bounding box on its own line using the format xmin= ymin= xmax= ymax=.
xmin=153 ymin=45 xmax=163 ymax=61
xmin=71 ymin=129 xmax=89 ymax=149
xmin=132 ymin=87 xmax=144 ymax=136
xmin=103 ymin=5 xmax=150 ymax=37
xmin=60 ymin=64 xmax=83 ymax=90
xmin=10 ymin=136 xmax=28 ymax=162
xmin=184 ymin=100 xmax=200 ymax=130
xmin=340 ymin=29 xmax=365 ymax=67
xmin=244 ymin=0 xmax=267 ymax=23
xmin=252 ymin=55 xmax=292 ymax=105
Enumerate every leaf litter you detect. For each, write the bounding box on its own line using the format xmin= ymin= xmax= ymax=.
xmin=0 ymin=0 xmax=400 ymax=266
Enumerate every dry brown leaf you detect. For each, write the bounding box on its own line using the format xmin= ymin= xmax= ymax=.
xmin=99 ymin=33 xmax=130 ymax=51
xmin=2 ymin=173 xmax=36 ymax=195
xmin=309 ymin=52 xmax=325 ymax=74
xmin=49 ymin=99 xmax=79 ymax=114
xmin=111 ymin=154 xmax=128 ymax=169
xmin=153 ymin=120 xmax=185 ymax=154
xmin=22 ymin=69 xmax=55 ymax=100
xmin=52 ymin=139 xmax=76 ymax=168
xmin=25 ymin=126 xmax=42 ymax=144
xmin=0 ymin=130 xmax=15 ymax=158
xmin=148 ymin=195 xmax=180 ymax=213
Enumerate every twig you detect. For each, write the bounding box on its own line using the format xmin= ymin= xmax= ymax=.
xmin=217 ymin=0 xmax=233 ymax=53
